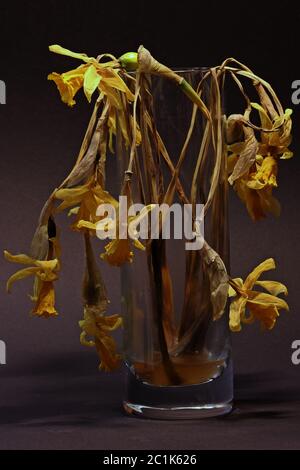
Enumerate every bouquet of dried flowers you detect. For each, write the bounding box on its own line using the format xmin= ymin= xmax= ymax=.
xmin=4 ymin=45 xmax=292 ymax=375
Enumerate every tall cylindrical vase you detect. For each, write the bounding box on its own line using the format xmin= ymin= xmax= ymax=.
xmin=119 ymin=69 xmax=233 ymax=419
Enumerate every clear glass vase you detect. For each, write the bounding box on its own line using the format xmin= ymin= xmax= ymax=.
xmin=119 ymin=68 xmax=233 ymax=419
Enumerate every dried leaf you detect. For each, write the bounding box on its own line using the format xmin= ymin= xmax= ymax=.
xmin=67 ymin=102 xmax=109 ymax=187
xmin=228 ymin=126 xmax=258 ymax=185
xmin=202 ymin=242 xmax=229 ymax=320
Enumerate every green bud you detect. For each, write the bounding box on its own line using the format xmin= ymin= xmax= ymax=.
xmin=118 ymin=52 xmax=138 ymax=72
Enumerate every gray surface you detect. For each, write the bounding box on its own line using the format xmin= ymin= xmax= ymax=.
xmin=0 ymin=354 xmax=299 ymax=450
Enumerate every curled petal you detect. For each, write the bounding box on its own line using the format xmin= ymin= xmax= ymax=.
xmin=6 ymin=267 xmax=40 ymax=292
xmin=4 ymin=250 xmax=36 ymax=266
xmin=54 ymin=184 xmax=90 ymax=211
xmin=229 ymin=297 xmax=247 ymax=332
xmin=49 ymin=45 xmax=92 ymax=63
xmin=247 ymin=290 xmax=289 ymax=311
xmin=255 ymin=280 xmax=288 ymax=296
xmin=244 ymin=258 xmax=275 ymax=290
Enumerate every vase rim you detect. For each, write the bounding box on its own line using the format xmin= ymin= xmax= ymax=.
xmin=170 ymin=67 xmax=209 ymax=73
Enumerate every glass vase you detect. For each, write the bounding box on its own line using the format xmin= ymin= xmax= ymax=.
xmin=119 ymin=68 xmax=233 ymax=419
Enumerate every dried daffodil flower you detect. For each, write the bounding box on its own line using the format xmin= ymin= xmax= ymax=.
xmin=54 ymin=179 xmax=118 ymax=230
xmin=79 ymin=306 xmax=122 ymax=371
xmin=228 ymin=258 xmax=288 ymax=332
xmin=48 ymin=45 xmax=134 ymax=107
xmin=227 ymin=79 xmax=293 ymax=221
xmin=254 ymin=105 xmax=293 ymax=160
xmin=4 ymin=250 xmax=60 ymax=318
xmin=228 ymin=153 xmax=281 ymax=220
xmin=78 ymin=203 xmax=155 ymax=267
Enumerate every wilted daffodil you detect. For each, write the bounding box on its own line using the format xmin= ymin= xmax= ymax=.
xmin=78 ymin=202 xmax=155 ymax=267
xmin=48 ymin=45 xmax=134 ymax=107
xmin=54 ymin=179 xmax=118 ymax=231
xmin=227 ymin=104 xmax=293 ymax=221
xmin=228 ymin=258 xmax=288 ymax=332
xmin=79 ymin=306 xmax=122 ymax=371
xmin=4 ymin=250 xmax=60 ymax=318
xmin=228 ymin=153 xmax=280 ymax=220
xmin=255 ymin=105 xmax=293 ymax=160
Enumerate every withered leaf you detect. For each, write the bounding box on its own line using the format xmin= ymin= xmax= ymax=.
xmin=67 ymin=103 xmax=109 ymax=187
xmin=202 ymin=242 xmax=229 ymax=321
xmin=228 ymin=126 xmax=258 ymax=185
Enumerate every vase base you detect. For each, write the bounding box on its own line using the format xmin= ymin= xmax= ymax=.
xmin=123 ymin=401 xmax=233 ymax=420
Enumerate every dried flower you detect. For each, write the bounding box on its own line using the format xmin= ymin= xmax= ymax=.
xmin=79 ymin=306 xmax=122 ymax=371
xmin=54 ymin=179 xmax=118 ymax=230
xmin=48 ymin=45 xmax=134 ymax=107
xmin=4 ymin=250 xmax=60 ymax=318
xmin=229 ymin=258 xmax=288 ymax=331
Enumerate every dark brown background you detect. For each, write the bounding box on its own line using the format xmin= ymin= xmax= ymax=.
xmin=0 ymin=0 xmax=299 ymax=450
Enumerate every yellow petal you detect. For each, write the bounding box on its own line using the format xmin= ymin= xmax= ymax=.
xmin=95 ymin=336 xmax=121 ymax=372
xmin=248 ymin=303 xmax=280 ymax=330
xmin=250 ymin=102 xmax=273 ymax=130
xmin=102 ymin=73 xmax=134 ymax=101
xmin=244 ymin=258 xmax=275 ymax=290
xmin=4 ymin=250 xmax=36 ymax=266
xmin=32 ymin=281 xmax=58 ymax=318
xmin=280 ymin=150 xmax=293 ymax=160
xmin=247 ymin=156 xmax=277 ymax=190
xmin=132 ymin=238 xmax=146 ymax=251
xmin=48 ymin=68 xmax=85 ymax=107
xmin=234 ymin=178 xmax=266 ymax=221
xmin=83 ymin=65 xmax=101 ymax=102
xmin=229 ymin=297 xmax=247 ymax=332
xmin=6 ymin=267 xmax=40 ymax=292
xmin=99 ymin=81 xmax=122 ymax=108
xmin=76 ymin=220 xmax=97 ymax=231
xmin=255 ymin=280 xmax=288 ymax=296
xmin=247 ymin=291 xmax=289 ymax=311
xmin=35 ymin=259 xmax=59 ymax=272
xmin=68 ymin=207 xmax=80 ymax=217
xmin=97 ymin=314 xmax=123 ymax=332
xmin=54 ymin=184 xmax=90 ymax=211
xmin=49 ymin=45 xmax=92 ymax=63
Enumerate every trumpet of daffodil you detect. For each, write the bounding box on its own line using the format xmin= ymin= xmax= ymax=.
xmin=54 ymin=178 xmax=118 ymax=231
xmin=4 ymin=250 xmax=60 ymax=318
xmin=48 ymin=45 xmax=134 ymax=108
xmin=228 ymin=258 xmax=289 ymax=332
xmin=78 ymin=203 xmax=156 ymax=266
xmin=79 ymin=306 xmax=122 ymax=371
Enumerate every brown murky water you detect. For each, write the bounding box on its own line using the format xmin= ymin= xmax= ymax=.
xmin=133 ymin=354 xmax=225 ymax=386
